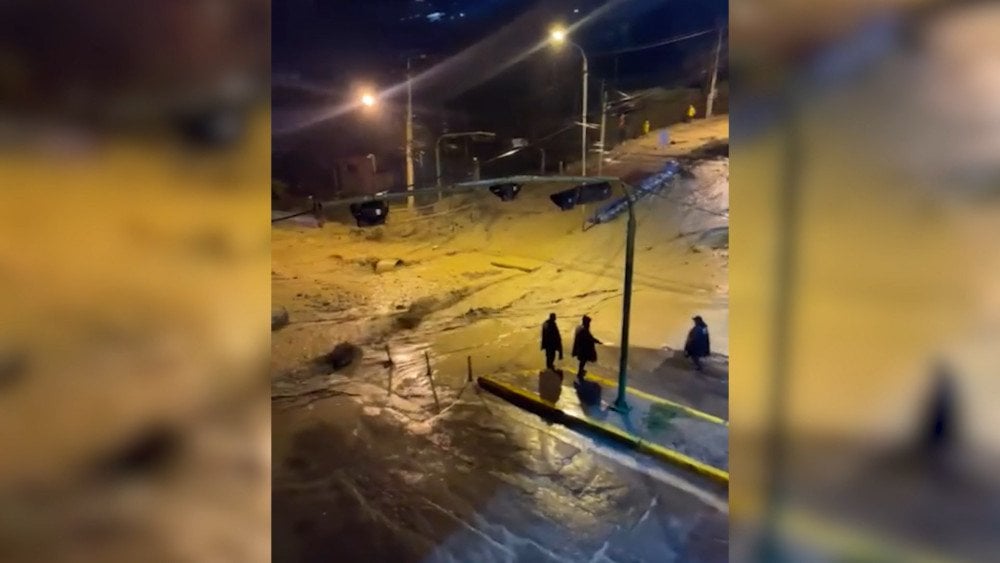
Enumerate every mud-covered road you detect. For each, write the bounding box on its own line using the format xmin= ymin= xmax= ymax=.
xmin=273 ymin=359 xmax=728 ymax=563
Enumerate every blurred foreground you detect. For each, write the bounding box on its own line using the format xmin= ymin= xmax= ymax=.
xmin=730 ymin=0 xmax=1000 ymax=560
xmin=0 ymin=1 xmax=270 ymax=560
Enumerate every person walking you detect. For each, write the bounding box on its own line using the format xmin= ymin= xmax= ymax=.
xmin=571 ymin=315 xmax=602 ymax=382
xmin=686 ymin=103 xmax=697 ymax=123
xmin=540 ymin=313 xmax=563 ymax=371
xmin=684 ymin=315 xmax=711 ymax=371
xmin=642 ymin=119 xmax=651 ymax=136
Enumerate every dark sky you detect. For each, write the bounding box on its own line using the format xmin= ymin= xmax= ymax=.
xmin=274 ymin=0 xmax=726 ymax=88
xmin=273 ymin=0 xmax=727 ymax=171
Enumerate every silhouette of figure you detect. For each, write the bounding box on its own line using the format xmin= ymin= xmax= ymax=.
xmin=540 ymin=313 xmax=563 ymax=371
xmin=923 ymin=363 xmax=957 ymax=454
xmin=571 ymin=315 xmax=602 ymax=382
xmin=684 ymin=315 xmax=711 ymax=371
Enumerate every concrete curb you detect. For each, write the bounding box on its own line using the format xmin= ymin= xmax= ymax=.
xmin=504 ymin=369 xmax=727 ymax=426
xmin=477 ymin=375 xmax=730 ymax=486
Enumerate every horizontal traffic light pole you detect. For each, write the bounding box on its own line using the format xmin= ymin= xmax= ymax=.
xmin=313 ymin=174 xmax=623 ymax=209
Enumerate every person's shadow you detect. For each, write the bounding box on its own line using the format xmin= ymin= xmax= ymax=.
xmin=538 ymin=369 xmax=563 ymax=404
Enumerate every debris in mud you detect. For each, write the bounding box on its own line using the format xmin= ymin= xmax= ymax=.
xmin=396 ymin=302 xmax=430 ymax=330
xmin=464 ymin=306 xmax=499 ymax=318
xmin=0 ymin=350 xmax=28 ymax=390
xmin=355 ymin=257 xmax=380 ymax=269
xmin=320 ymin=342 xmax=362 ymax=371
xmin=395 ymin=290 xmax=470 ymax=330
xmin=490 ymin=260 xmax=539 ymax=273
xmin=374 ymin=258 xmax=403 ymax=273
xmin=92 ymin=424 xmax=182 ymax=479
xmin=272 ymin=307 xmax=290 ymax=331
xmin=350 ymin=227 xmax=384 ymax=241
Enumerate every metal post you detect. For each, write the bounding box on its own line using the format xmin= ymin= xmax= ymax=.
xmin=539 ymin=148 xmax=546 ymax=175
xmin=598 ymin=81 xmax=607 ymax=175
xmin=406 ymin=58 xmax=415 ymax=208
xmin=706 ymin=26 xmax=723 ymax=119
xmin=611 ymin=183 xmax=636 ymax=413
xmin=472 ymin=157 xmax=480 ymax=181
xmin=424 ymin=351 xmax=440 ymax=412
xmin=579 ymin=45 xmax=588 ymax=175
xmin=756 ymin=86 xmax=802 ymax=562
xmin=435 ymin=137 xmax=443 ymax=188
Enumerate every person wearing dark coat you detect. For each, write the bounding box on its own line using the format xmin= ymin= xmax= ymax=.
xmin=684 ymin=315 xmax=711 ymax=371
xmin=571 ymin=315 xmax=602 ymax=382
xmin=540 ymin=313 xmax=563 ymax=371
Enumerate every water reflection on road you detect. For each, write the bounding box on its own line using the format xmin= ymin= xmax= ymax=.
xmin=273 ymin=339 xmax=728 ymax=563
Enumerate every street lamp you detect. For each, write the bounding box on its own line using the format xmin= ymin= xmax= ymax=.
xmin=549 ymin=26 xmax=589 ymax=175
xmin=360 ymin=93 xmax=376 ymax=107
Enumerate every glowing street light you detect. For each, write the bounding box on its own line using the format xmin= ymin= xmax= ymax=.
xmin=360 ymin=93 xmax=376 ymax=107
xmin=548 ymin=25 xmax=589 ymax=174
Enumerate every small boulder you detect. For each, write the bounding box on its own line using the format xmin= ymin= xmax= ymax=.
xmin=271 ymin=307 xmax=290 ymax=331
xmin=322 ymin=342 xmax=362 ymax=371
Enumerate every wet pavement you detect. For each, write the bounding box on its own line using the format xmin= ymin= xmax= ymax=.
xmin=271 ymin=141 xmax=730 ymax=562
xmin=273 ymin=354 xmax=728 ymax=563
xmin=484 ymin=370 xmax=729 ymax=472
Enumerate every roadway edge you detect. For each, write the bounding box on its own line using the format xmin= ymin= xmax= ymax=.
xmin=476 ymin=375 xmax=730 ymax=486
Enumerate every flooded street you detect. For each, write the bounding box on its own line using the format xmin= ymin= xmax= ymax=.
xmin=273 ymin=363 xmax=727 ymax=563
xmin=272 ymin=121 xmax=730 ymax=561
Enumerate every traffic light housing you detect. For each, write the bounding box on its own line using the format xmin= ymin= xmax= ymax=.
xmin=350 ymin=200 xmax=389 ymax=227
xmin=488 ymin=182 xmax=521 ymax=201
xmin=549 ymin=181 xmax=613 ymax=210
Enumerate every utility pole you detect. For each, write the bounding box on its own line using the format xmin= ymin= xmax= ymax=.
xmin=706 ymin=26 xmax=723 ymax=119
xmin=598 ymin=81 xmax=607 ymax=175
xmin=580 ymin=53 xmax=588 ymax=175
xmin=405 ymin=57 xmax=415 ymax=208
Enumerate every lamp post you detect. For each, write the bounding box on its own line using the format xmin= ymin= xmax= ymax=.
xmin=615 ymin=182 xmax=636 ymax=412
xmin=405 ymin=57 xmax=415 ymax=208
xmin=436 ymin=131 xmax=496 ymax=187
xmin=550 ymin=27 xmax=589 ymax=175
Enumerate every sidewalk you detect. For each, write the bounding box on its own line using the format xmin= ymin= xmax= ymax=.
xmin=585 ymin=347 xmax=729 ymax=422
xmin=479 ymin=369 xmax=729 ymax=485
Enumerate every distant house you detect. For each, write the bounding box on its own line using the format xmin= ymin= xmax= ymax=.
xmin=272 ymin=151 xmax=395 ymax=201
xmin=331 ymin=155 xmax=395 ymax=197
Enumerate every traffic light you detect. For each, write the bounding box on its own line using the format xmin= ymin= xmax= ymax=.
xmin=350 ymin=200 xmax=389 ymax=227
xmin=549 ymin=181 xmax=613 ymax=210
xmin=488 ymin=183 xmax=521 ymax=201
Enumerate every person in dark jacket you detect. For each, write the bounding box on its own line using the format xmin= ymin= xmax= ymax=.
xmin=571 ymin=315 xmax=602 ymax=382
xmin=540 ymin=313 xmax=563 ymax=371
xmin=684 ymin=315 xmax=711 ymax=371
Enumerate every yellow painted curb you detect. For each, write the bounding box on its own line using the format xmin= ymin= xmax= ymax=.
xmin=584 ymin=373 xmax=728 ymax=426
xmin=507 ymin=369 xmax=727 ymax=426
xmin=477 ymin=375 xmax=729 ymax=486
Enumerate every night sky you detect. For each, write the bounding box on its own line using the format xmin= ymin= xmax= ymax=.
xmin=273 ymin=0 xmax=727 ymax=181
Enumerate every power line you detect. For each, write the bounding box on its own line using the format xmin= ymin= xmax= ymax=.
xmin=594 ymin=28 xmax=719 ymax=57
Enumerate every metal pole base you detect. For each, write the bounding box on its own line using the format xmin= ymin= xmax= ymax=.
xmin=609 ymin=397 xmax=631 ymax=413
